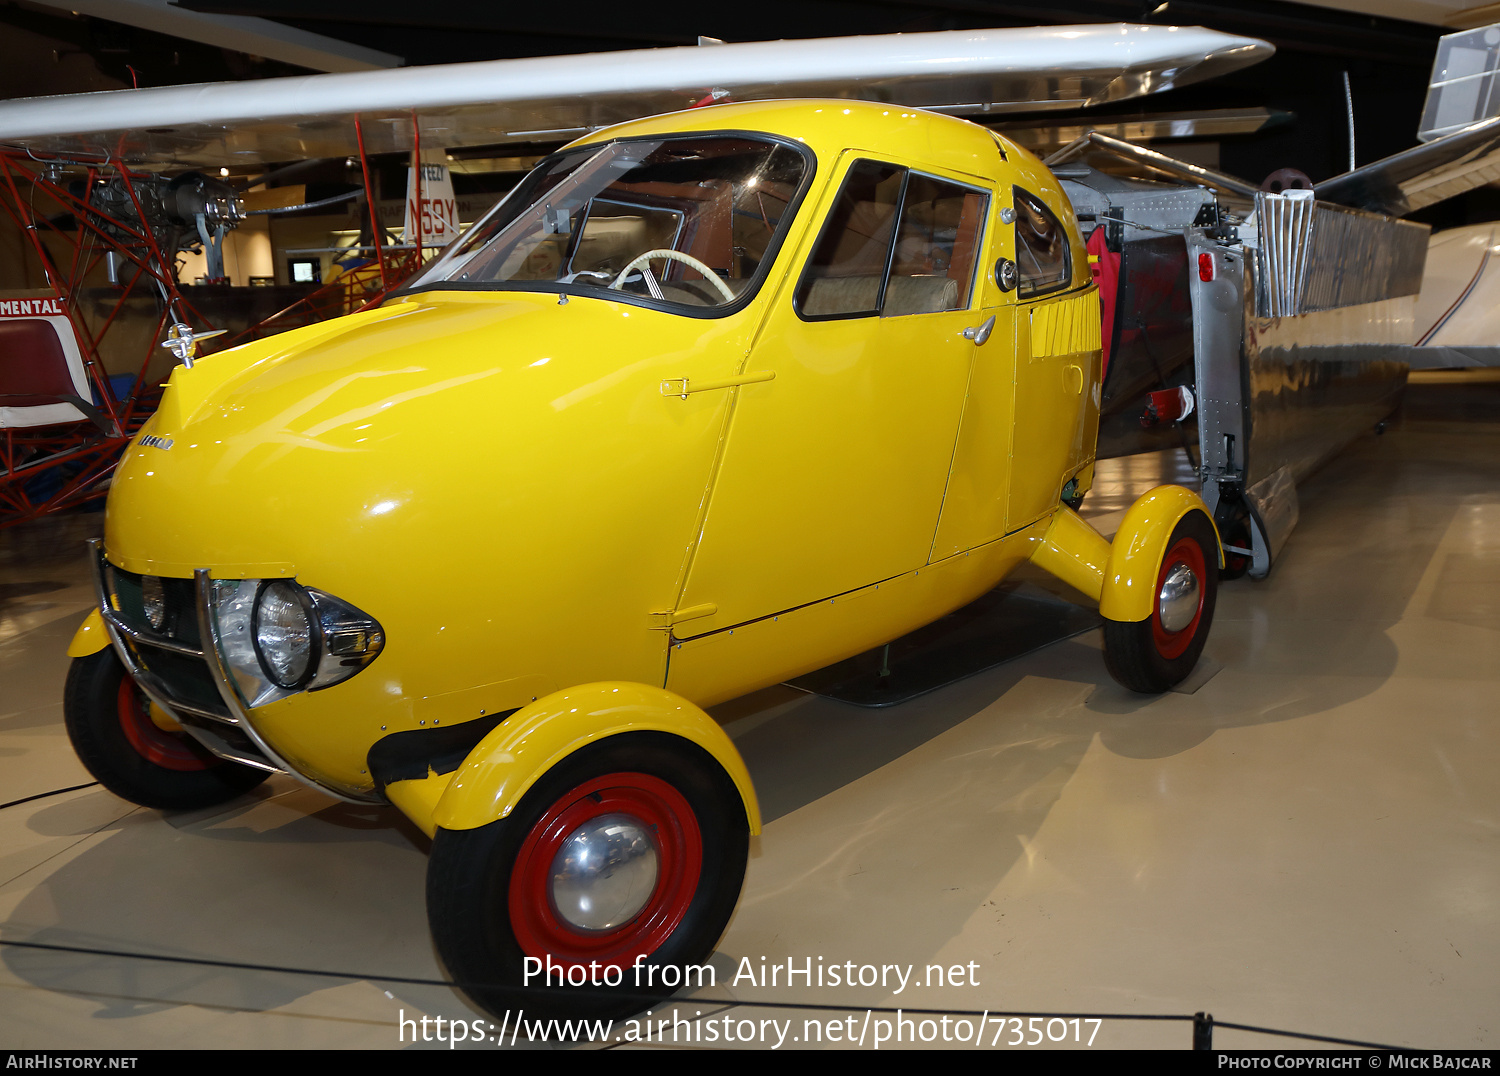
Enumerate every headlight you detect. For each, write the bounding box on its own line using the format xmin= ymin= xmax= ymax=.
xmin=213 ymin=578 xmax=384 ymax=707
xmin=253 ymin=581 xmax=316 ymax=688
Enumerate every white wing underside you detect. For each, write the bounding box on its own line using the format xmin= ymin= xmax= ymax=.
xmin=0 ymin=23 xmax=1271 ymax=167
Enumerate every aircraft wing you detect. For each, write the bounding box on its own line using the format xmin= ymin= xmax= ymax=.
xmin=1315 ymin=113 xmax=1500 ymax=217
xmin=0 ymin=24 xmax=1271 ymax=168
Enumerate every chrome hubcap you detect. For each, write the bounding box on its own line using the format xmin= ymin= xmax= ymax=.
xmin=548 ymin=813 xmax=660 ymax=933
xmin=1158 ymin=562 xmax=1201 ymax=633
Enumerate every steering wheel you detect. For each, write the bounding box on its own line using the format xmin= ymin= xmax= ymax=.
xmin=610 ymin=249 xmax=737 ymax=303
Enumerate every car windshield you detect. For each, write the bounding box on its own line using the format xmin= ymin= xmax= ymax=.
xmin=406 ymin=136 xmax=809 ymax=310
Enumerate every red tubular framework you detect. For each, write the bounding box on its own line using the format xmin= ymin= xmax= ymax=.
xmin=0 ymin=153 xmax=194 ymax=526
xmin=0 ymin=138 xmax=420 ymax=528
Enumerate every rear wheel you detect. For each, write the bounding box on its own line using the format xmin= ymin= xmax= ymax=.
xmin=427 ymin=733 xmax=748 ymax=1021
xmin=64 ymin=648 xmax=269 ymax=809
xmin=1102 ymin=511 xmax=1218 ymax=693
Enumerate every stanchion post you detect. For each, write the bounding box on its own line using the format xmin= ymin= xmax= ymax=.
xmin=1194 ymin=1012 xmax=1214 ymax=1050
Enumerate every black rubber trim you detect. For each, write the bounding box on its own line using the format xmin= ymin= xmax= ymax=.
xmin=366 ymin=709 xmax=519 ymax=793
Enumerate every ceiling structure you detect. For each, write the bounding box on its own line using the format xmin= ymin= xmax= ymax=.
xmin=0 ymin=0 xmax=1460 ymax=76
xmin=29 ymin=0 xmax=398 ymax=70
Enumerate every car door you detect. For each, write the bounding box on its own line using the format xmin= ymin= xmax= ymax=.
xmin=672 ymin=153 xmax=993 ymax=637
xmin=932 ymin=181 xmax=1100 ymax=555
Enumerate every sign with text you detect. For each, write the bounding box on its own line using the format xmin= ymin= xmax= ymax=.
xmin=404 ymin=159 xmax=459 ymax=248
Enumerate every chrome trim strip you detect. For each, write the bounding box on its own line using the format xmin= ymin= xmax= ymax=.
xmin=167 ymin=698 xmax=237 ymax=726
xmin=98 ymin=607 xmax=204 ymax=658
xmin=193 ymin=569 xmax=384 ymax=806
xmin=173 ymin=723 xmax=282 ymax=774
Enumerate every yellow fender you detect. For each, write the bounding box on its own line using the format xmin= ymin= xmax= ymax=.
xmin=420 ymin=681 xmax=760 ymax=837
xmin=67 ymin=609 xmax=111 ymax=657
xmin=1028 ymin=507 xmax=1111 ymax=604
xmin=1100 ymin=485 xmax=1221 ymax=623
xmin=1028 ymin=485 xmax=1221 ymax=622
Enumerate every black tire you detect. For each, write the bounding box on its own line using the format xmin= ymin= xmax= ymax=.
xmin=1216 ymin=501 xmax=1253 ymax=582
xmin=426 ymin=732 xmax=749 ymax=1022
xmin=1102 ymin=510 xmax=1218 ymax=693
xmin=63 ymin=648 xmax=270 ymax=810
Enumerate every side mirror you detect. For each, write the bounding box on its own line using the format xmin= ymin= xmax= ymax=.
xmin=995 ymin=258 xmax=1018 ymax=292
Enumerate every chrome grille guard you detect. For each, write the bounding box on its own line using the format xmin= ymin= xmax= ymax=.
xmin=88 ymin=540 xmax=383 ymax=805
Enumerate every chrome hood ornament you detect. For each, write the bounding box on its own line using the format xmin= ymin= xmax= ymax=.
xmin=159 ymin=322 xmax=227 ymax=368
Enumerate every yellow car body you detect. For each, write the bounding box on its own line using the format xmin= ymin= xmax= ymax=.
xmin=67 ymin=100 xmax=1218 ymax=1018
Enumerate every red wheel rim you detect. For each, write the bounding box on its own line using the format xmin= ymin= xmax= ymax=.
xmin=1152 ymin=535 xmax=1206 ymax=660
xmin=508 ymin=772 xmax=702 ymax=968
xmin=116 ymin=678 xmax=214 ymax=771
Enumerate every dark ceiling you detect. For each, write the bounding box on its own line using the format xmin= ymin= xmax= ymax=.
xmin=161 ymin=0 xmax=1442 ymax=68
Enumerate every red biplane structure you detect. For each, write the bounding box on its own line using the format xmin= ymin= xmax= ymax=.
xmin=0 ymin=149 xmax=422 ymax=528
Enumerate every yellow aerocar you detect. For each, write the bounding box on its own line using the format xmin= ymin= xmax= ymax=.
xmin=64 ymin=100 xmax=1220 ymax=1019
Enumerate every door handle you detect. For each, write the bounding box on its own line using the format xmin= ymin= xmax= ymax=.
xmin=961 ymin=315 xmax=996 ymax=345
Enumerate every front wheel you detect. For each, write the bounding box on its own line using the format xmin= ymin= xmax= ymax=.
xmin=63 ymin=648 xmax=270 ymax=809
xmin=1102 ymin=510 xmax=1219 ymax=693
xmin=426 ymin=733 xmax=749 ymax=1021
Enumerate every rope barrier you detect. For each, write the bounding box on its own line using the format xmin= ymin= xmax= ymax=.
xmin=0 ymin=937 xmax=1418 ymax=1050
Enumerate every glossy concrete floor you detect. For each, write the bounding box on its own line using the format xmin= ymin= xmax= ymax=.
xmin=1 ymin=374 xmax=1496 ymax=1051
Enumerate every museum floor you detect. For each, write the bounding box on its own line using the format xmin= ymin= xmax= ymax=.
xmin=1 ymin=372 xmax=1496 ymax=1051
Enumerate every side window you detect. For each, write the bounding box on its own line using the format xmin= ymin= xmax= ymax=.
xmin=887 ymin=173 xmax=987 ymax=316
xmin=796 ymin=161 xmax=988 ymax=319
xmin=1014 ymin=187 xmax=1070 ymax=299
xmin=796 ymin=160 xmax=903 ymax=318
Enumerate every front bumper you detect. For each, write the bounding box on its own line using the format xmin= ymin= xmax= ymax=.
xmin=89 ymin=539 xmax=382 ymax=804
